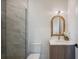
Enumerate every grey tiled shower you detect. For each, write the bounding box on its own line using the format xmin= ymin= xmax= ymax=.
xmin=1 ymin=0 xmax=27 ymax=59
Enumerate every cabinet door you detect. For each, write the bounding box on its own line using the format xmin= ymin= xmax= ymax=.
xmin=49 ymin=45 xmax=75 ymax=59
xmin=64 ymin=45 xmax=75 ymax=59
xmin=50 ymin=45 xmax=65 ymax=59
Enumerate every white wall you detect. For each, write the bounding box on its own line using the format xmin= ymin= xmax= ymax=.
xmin=67 ymin=0 xmax=78 ymax=42
xmin=27 ymin=0 xmax=77 ymax=59
xmin=27 ymin=0 xmax=68 ymax=59
xmin=67 ymin=0 xmax=78 ymax=59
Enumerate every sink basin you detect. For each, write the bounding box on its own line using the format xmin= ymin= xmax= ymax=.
xmin=49 ymin=36 xmax=76 ymax=45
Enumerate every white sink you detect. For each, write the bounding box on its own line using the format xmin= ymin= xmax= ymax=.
xmin=49 ymin=36 xmax=76 ymax=45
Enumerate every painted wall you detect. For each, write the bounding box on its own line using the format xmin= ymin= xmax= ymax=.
xmin=67 ymin=0 xmax=78 ymax=59
xmin=27 ymin=0 xmax=68 ymax=59
xmin=27 ymin=0 xmax=77 ymax=59
xmin=68 ymin=0 xmax=78 ymax=43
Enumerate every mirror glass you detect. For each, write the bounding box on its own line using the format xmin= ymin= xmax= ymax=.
xmin=53 ymin=17 xmax=59 ymax=34
xmin=53 ymin=16 xmax=64 ymax=35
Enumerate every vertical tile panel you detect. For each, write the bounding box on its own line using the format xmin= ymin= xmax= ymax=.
xmin=6 ymin=0 xmax=27 ymax=59
xmin=1 ymin=0 xmax=6 ymax=59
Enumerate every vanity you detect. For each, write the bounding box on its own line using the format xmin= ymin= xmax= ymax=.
xmin=49 ymin=11 xmax=76 ymax=59
xmin=49 ymin=39 xmax=75 ymax=59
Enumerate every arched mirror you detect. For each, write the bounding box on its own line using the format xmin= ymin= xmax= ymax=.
xmin=51 ymin=16 xmax=65 ymax=37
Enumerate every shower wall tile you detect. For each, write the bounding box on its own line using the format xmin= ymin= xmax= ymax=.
xmin=6 ymin=0 xmax=27 ymax=59
xmin=1 ymin=0 xmax=6 ymax=59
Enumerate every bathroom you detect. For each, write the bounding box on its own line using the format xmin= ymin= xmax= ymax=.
xmin=1 ymin=0 xmax=78 ymax=59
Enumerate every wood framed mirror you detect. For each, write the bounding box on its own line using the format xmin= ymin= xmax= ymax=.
xmin=51 ymin=16 xmax=65 ymax=37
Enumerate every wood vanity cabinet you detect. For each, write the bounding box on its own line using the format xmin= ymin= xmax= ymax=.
xmin=49 ymin=45 xmax=75 ymax=59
